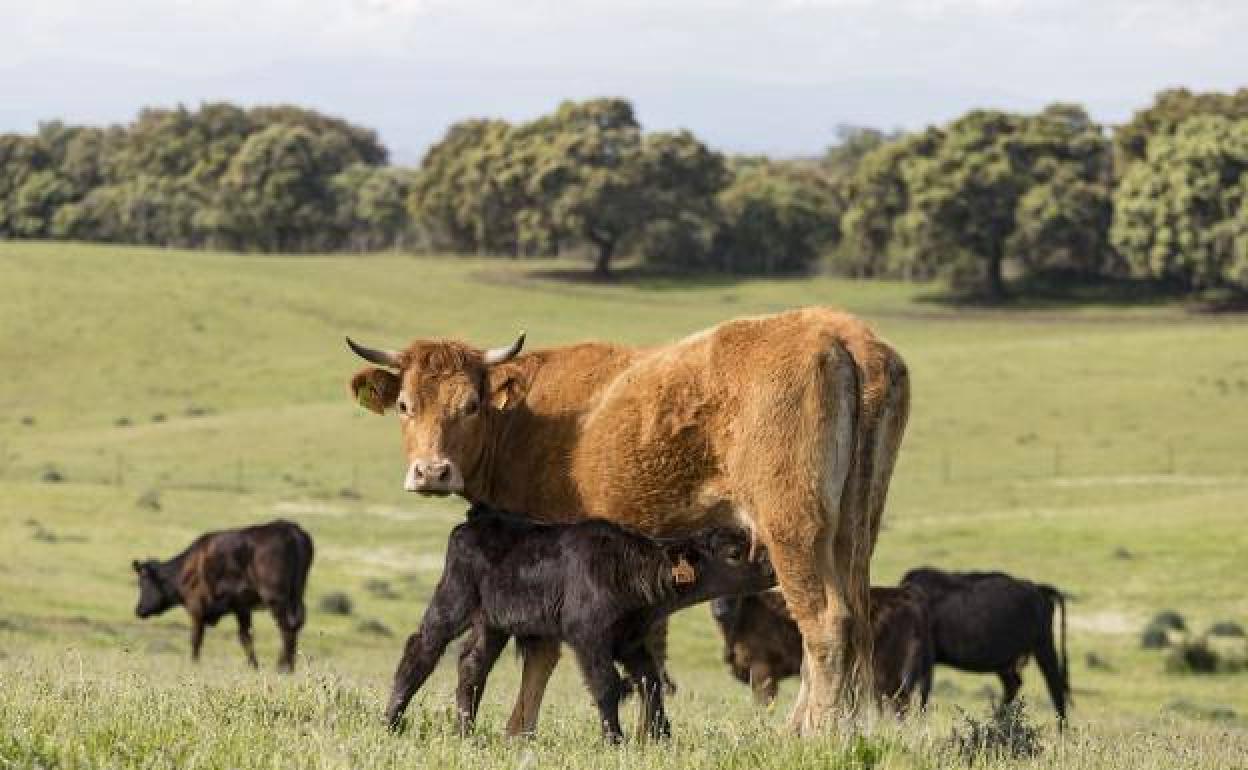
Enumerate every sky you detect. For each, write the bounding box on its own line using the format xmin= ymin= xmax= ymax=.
xmin=1 ymin=0 xmax=1245 ymax=163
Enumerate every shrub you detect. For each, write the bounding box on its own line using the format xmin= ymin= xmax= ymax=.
xmin=1209 ymin=621 xmax=1245 ymax=638
xmin=364 ymin=579 xmax=399 ymax=600
xmin=1150 ymin=610 xmax=1187 ymax=631
xmin=1166 ymin=639 xmax=1221 ymax=674
xmin=357 ymin=619 xmax=394 ymax=637
xmin=318 ymin=592 xmax=353 ymax=616
xmin=135 ymin=489 xmax=161 ymax=511
xmin=950 ymin=699 xmax=1043 ymax=763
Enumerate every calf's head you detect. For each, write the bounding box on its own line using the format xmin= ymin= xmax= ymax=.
xmin=132 ymin=560 xmax=179 ymax=618
xmin=664 ymin=528 xmax=776 ymax=602
xmin=346 ymin=333 xmax=527 ymax=495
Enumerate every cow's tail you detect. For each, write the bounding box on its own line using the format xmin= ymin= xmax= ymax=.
xmin=1040 ymin=584 xmax=1069 ymax=704
xmin=286 ymin=527 xmax=314 ymax=630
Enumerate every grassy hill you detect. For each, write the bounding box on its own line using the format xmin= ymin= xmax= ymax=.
xmin=2 ymin=241 xmax=1246 ymax=769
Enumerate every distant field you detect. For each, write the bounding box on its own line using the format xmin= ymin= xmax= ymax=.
xmin=2 ymin=241 xmax=1247 ymax=769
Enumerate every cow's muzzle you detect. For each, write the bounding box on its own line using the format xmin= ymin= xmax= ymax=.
xmin=404 ymin=459 xmax=463 ymax=495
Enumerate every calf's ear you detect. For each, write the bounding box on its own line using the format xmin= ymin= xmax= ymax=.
xmin=132 ymin=559 xmax=142 ymax=574
xmin=350 ymin=367 xmax=401 ymax=415
xmin=488 ymin=365 xmax=529 ymax=411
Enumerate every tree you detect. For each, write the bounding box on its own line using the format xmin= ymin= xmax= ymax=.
xmin=709 ymin=161 xmax=840 ymax=275
xmin=211 ymin=124 xmax=345 ymax=252
xmin=1111 ymin=115 xmax=1248 ymax=292
xmin=1114 ymin=88 xmax=1248 ymax=172
xmin=836 ymin=129 xmax=942 ymax=279
xmin=333 ymin=164 xmax=414 ymax=251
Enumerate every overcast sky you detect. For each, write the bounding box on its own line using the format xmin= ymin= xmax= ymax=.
xmin=2 ymin=0 xmax=1244 ymax=162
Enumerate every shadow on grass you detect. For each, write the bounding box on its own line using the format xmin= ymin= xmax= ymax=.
xmin=914 ymin=273 xmax=1194 ymax=311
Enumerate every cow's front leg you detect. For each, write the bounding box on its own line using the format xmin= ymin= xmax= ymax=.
xmin=506 ymin=637 xmax=561 ymax=737
xmin=236 ymin=608 xmax=259 ymax=668
xmin=189 ymin=615 xmax=205 ymax=663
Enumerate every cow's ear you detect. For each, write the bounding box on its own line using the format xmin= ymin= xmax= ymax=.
xmin=132 ymin=559 xmax=142 ymax=574
xmin=350 ymin=367 xmax=400 ymax=415
xmin=488 ymin=365 xmax=529 ymax=412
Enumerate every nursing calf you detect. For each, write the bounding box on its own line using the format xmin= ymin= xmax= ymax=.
xmin=132 ymin=519 xmax=314 ymax=672
xmin=712 ymin=587 xmax=933 ymax=715
xmin=385 ymin=505 xmax=775 ymax=742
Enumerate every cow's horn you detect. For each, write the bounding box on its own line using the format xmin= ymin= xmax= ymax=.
xmin=346 ymin=337 xmax=400 ymax=368
xmin=483 ymin=332 xmax=526 ymax=366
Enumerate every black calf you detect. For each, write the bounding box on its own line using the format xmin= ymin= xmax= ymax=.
xmin=901 ymin=567 xmax=1070 ymax=722
xmin=386 ymin=504 xmax=775 ymax=742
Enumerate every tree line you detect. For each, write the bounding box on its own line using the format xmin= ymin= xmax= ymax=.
xmin=2 ymin=89 xmax=1247 ymax=296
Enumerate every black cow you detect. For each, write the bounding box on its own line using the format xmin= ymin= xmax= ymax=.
xmin=901 ymin=567 xmax=1069 ymax=722
xmin=132 ymin=519 xmax=314 ymax=672
xmin=385 ymin=504 xmax=776 ymax=743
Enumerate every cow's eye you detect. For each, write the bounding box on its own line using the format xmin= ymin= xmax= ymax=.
xmin=397 ymin=399 xmax=409 ymax=415
xmin=461 ymin=396 xmax=480 ymax=417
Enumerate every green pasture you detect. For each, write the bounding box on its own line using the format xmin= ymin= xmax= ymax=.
xmin=1 ymin=241 xmax=1246 ymax=768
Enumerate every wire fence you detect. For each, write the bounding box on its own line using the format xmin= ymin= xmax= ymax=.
xmin=3 ymin=438 xmax=1245 ymax=504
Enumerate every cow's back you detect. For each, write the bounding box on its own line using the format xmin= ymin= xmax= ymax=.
xmin=571 ymin=307 xmax=895 ymax=534
xmin=927 ymin=575 xmax=1053 ymax=671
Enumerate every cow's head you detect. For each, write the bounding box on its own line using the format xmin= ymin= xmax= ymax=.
xmin=346 ymin=333 xmax=527 ymax=495
xmin=132 ymin=559 xmax=179 ymax=618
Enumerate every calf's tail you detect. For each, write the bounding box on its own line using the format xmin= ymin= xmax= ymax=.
xmin=1040 ymin=584 xmax=1069 ymax=704
xmin=286 ymin=529 xmax=314 ymax=630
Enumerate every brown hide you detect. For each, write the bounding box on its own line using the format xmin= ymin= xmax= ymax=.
xmin=348 ymin=306 xmax=910 ymax=731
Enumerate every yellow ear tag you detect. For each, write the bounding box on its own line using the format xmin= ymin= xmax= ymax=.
xmin=671 ymin=556 xmax=696 ymax=586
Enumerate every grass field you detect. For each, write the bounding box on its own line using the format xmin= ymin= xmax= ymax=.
xmin=2 ymin=241 xmax=1247 ymax=769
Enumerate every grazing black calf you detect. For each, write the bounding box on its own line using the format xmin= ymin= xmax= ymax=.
xmin=386 ymin=504 xmax=776 ymax=742
xmin=132 ymin=519 xmax=314 ymax=672
xmin=901 ymin=567 xmax=1069 ymax=722
xmin=710 ymin=586 xmax=934 ymax=715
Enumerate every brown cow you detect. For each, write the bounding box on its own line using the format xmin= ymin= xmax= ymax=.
xmin=132 ymin=519 xmax=314 ymax=672
xmin=712 ymin=587 xmax=933 ymax=715
xmin=346 ymin=307 xmax=909 ymax=734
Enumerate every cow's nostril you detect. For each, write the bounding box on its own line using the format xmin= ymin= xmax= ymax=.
xmin=435 ymin=464 xmax=451 ymax=482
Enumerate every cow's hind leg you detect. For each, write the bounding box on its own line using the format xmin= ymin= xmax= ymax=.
xmin=505 ymin=637 xmax=560 ymax=737
xmin=998 ymin=668 xmax=1023 ymax=705
xmin=455 ymin=620 xmax=509 ymax=735
xmin=757 ymin=345 xmax=867 ymax=734
xmin=1034 ymin=639 xmax=1068 ymax=723
xmin=236 ymin=609 xmax=259 ymax=668
xmin=271 ymin=606 xmax=299 ymax=673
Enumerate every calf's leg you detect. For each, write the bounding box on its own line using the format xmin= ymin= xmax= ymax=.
xmin=572 ymin=644 xmax=626 ymax=744
xmin=455 ymin=621 xmax=509 ymax=735
xmin=189 ymin=616 xmax=205 ymax=663
xmin=386 ymin=582 xmax=477 ymax=729
xmin=236 ymin=609 xmax=259 ymax=668
xmin=618 ymin=644 xmax=670 ymax=741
